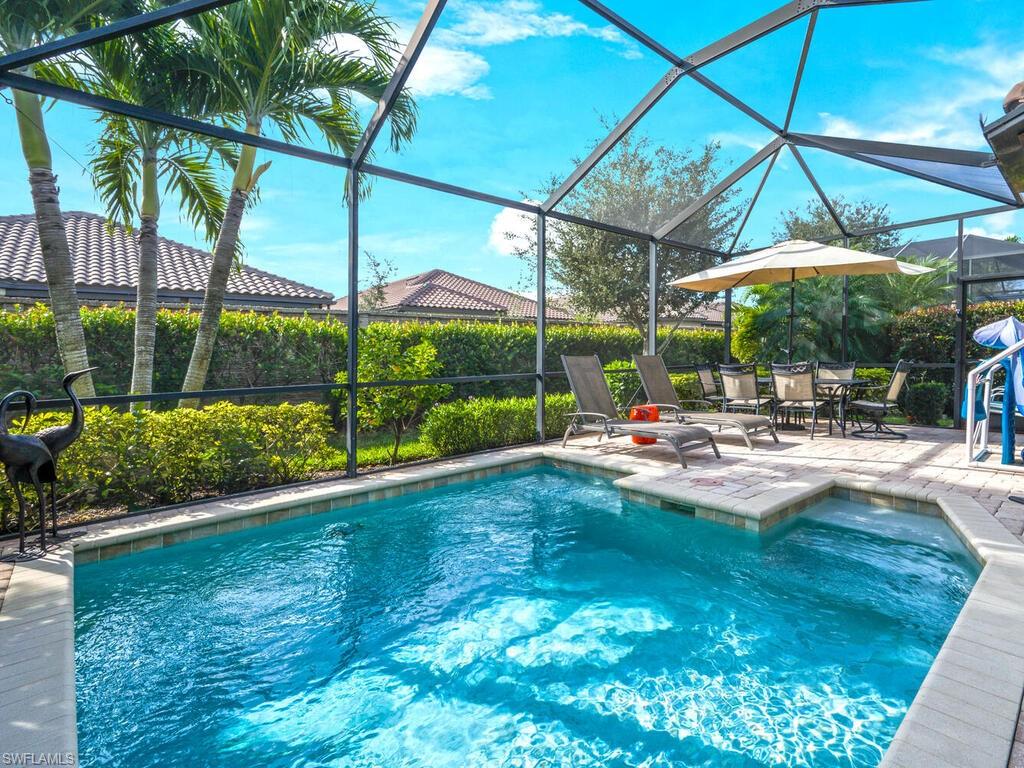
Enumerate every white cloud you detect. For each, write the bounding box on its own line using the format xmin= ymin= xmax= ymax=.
xmin=436 ymin=0 xmax=637 ymax=55
xmin=965 ymin=211 xmax=1021 ymax=240
xmin=406 ymin=46 xmax=492 ymax=99
xmin=709 ymin=131 xmax=773 ymax=152
xmin=488 ymin=202 xmax=536 ymax=256
xmin=386 ymin=1 xmax=640 ymax=102
xmin=360 ymin=230 xmax=466 ymax=258
xmin=487 ymin=199 xmax=567 ymax=257
xmin=815 ymin=43 xmax=1024 ymax=150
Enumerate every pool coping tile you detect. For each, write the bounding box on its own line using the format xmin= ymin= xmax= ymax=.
xmin=3 ymin=442 xmax=1024 ymax=767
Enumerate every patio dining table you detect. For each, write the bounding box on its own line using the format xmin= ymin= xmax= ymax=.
xmin=753 ymin=375 xmax=869 ymax=436
xmin=816 ymin=378 xmax=870 ymax=436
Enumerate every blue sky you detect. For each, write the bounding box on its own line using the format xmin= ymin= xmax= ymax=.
xmin=1 ymin=0 xmax=1022 ymax=301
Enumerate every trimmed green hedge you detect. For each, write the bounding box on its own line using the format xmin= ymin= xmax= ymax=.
xmin=421 ymin=394 xmax=576 ymax=455
xmin=0 ymin=304 xmax=724 ymax=398
xmin=0 ymin=395 xmax=581 ymax=522
xmin=0 ymin=403 xmax=344 ymax=519
xmin=886 ymin=300 xmax=1024 ymax=364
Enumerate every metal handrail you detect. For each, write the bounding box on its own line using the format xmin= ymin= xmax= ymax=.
xmin=965 ymin=338 xmax=1024 ymax=462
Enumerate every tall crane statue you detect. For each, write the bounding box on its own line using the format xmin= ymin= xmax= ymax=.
xmin=0 ymin=390 xmax=53 ymax=553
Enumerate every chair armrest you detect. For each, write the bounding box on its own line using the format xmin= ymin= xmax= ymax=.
xmin=646 ymin=403 xmax=682 ymax=412
xmin=566 ymin=411 xmax=611 ymax=424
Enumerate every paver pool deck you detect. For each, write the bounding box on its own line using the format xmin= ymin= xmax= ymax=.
xmin=3 ymin=424 xmax=1024 ymax=767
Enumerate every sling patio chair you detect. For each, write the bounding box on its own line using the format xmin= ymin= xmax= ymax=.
xmin=560 ymin=355 xmax=721 ymax=468
xmin=815 ymin=360 xmax=857 ymax=437
xmin=771 ymin=362 xmax=824 ymax=439
xmin=693 ymin=364 xmax=725 ymax=409
xmin=849 ymin=360 xmax=912 ymax=439
xmin=633 ymin=355 xmax=778 ymax=450
xmin=719 ymin=364 xmax=771 ymax=415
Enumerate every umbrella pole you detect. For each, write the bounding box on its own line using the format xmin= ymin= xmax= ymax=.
xmin=787 ymin=277 xmax=795 ymax=365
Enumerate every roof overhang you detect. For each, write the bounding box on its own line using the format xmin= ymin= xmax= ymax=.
xmin=985 ymin=103 xmax=1024 ymax=206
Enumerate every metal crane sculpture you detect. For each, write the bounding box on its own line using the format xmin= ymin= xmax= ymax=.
xmin=0 ymin=390 xmax=54 ymax=553
xmin=19 ymin=368 xmax=97 ymax=540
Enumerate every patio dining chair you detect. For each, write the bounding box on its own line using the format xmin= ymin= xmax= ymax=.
xmin=693 ymin=364 xmax=724 ymax=409
xmin=815 ymin=361 xmax=856 ymax=395
xmin=633 ymin=355 xmax=777 ymax=449
xmin=718 ymin=364 xmax=770 ymax=416
xmin=816 ymin=360 xmax=857 ymax=435
xmin=560 ymin=355 xmax=721 ymax=467
xmin=771 ymin=362 xmax=822 ymax=439
xmin=849 ymin=360 xmax=912 ymax=439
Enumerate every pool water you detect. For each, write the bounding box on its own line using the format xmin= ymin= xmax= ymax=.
xmin=74 ymin=468 xmax=978 ymax=767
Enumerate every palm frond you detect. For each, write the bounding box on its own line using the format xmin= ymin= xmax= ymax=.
xmin=90 ymin=129 xmax=140 ymax=229
xmin=161 ymin=150 xmax=230 ymax=245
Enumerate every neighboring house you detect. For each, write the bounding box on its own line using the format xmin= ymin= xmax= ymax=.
xmin=333 ymin=268 xmax=573 ymax=322
xmin=0 ymin=211 xmax=334 ymax=311
xmin=884 ymin=233 xmax=1024 ymax=301
xmin=333 ymin=268 xmax=725 ymax=329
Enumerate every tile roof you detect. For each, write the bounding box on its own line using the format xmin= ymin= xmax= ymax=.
xmin=334 ymin=269 xmax=574 ymax=320
xmin=334 ymin=269 xmax=725 ymax=326
xmin=0 ymin=211 xmax=333 ymax=306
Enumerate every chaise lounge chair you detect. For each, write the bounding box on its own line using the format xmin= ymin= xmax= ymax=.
xmin=633 ymin=355 xmax=778 ymax=450
xmin=560 ymin=355 xmax=721 ymax=467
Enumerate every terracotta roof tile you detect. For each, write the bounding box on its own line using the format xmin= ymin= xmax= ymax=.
xmin=0 ymin=211 xmax=333 ymax=305
xmin=334 ymin=269 xmax=573 ymax=320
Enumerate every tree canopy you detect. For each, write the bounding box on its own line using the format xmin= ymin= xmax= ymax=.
xmin=508 ymin=130 xmax=743 ymax=344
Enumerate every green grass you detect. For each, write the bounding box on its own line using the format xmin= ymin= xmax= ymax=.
xmin=328 ymin=427 xmax=438 ymax=468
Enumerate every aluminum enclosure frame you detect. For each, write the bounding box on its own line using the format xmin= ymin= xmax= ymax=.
xmin=1 ymin=0 xmax=1021 ymax=475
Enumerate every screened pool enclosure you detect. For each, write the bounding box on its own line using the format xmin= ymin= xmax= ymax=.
xmin=1 ymin=0 xmax=1023 ymax=486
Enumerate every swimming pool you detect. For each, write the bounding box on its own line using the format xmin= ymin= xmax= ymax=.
xmin=74 ymin=467 xmax=978 ymax=767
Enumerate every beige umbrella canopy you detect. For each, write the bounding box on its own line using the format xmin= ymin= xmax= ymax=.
xmin=670 ymin=239 xmax=932 ymax=292
xmin=670 ymin=239 xmax=933 ymax=362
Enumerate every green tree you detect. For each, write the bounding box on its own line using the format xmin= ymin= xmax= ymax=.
xmin=361 ymin=251 xmax=396 ymax=311
xmin=732 ymin=281 xmax=884 ymax=363
xmin=510 ymin=131 xmax=742 ymax=349
xmin=74 ymin=26 xmax=231 ymax=408
xmin=0 ymin=0 xmax=125 ymax=395
xmin=179 ymin=0 xmax=417 ymax=402
xmin=336 ymin=326 xmax=451 ymax=464
xmin=773 ymin=197 xmax=902 ymax=254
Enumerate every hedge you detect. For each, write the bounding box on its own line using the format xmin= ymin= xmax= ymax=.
xmin=421 ymin=394 xmax=576 ymax=455
xmin=0 ymin=402 xmax=344 ymax=520
xmin=0 ymin=304 xmax=724 ymax=398
xmin=0 ymin=395 xmax=580 ymax=523
xmin=903 ymin=382 xmax=949 ymax=425
xmin=886 ymin=300 xmax=1024 ymax=364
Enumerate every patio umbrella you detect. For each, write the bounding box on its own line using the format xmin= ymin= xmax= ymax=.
xmin=669 ymin=239 xmax=933 ymax=363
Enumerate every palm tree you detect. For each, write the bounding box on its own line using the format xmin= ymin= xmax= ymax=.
xmin=0 ymin=1 xmax=119 ymax=396
xmin=865 ymin=253 xmax=954 ymax=316
xmin=178 ymin=0 xmax=418 ymax=403
xmin=73 ymin=28 xmax=231 ymax=408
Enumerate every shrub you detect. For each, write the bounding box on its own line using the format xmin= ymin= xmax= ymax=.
xmin=0 ymin=402 xmax=344 ymax=519
xmin=334 ymin=327 xmax=451 ymax=463
xmin=604 ymin=360 xmax=641 ymax=408
xmin=669 ymin=372 xmax=702 ymax=403
xmin=421 ymin=394 xmax=576 ymax=456
xmin=903 ymin=382 xmax=949 ymax=425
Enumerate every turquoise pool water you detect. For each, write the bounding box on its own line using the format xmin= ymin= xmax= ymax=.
xmin=74 ymin=468 xmax=978 ymax=767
